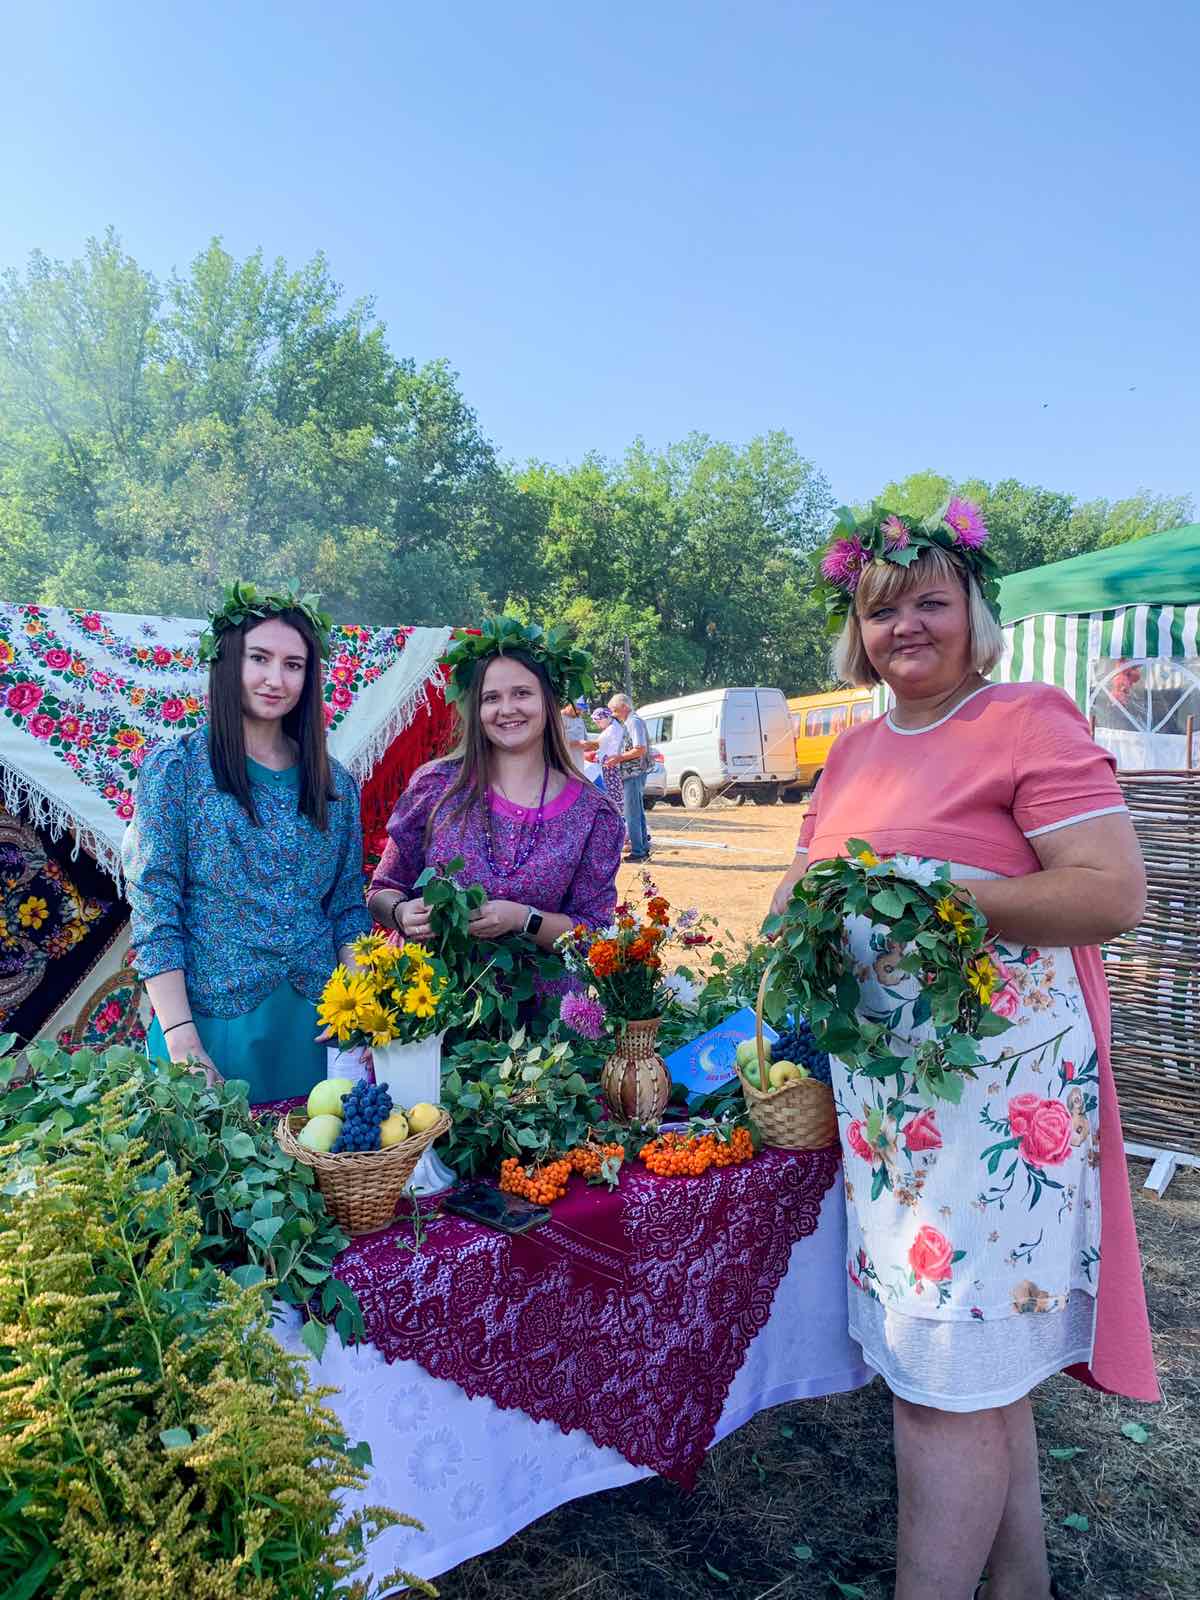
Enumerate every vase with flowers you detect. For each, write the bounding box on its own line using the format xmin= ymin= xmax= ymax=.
xmin=555 ymin=873 xmax=713 ymax=1121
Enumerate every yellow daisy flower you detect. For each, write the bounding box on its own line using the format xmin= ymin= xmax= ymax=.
xmin=935 ymin=896 xmax=974 ymax=943
xmin=354 ymin=999 xmax=400 ymax=1048
xmin=855 ymin=848 xmax=881 ymax=868
xmin=318 ymin=965 xmax=373 ymax=1040
xmin=402 ymin=981 xmax=438 ymax=1020
xmin=965 ymin=955 xmax=998 ymax=1006
xmin=351 ymin=931 xmax=388 ymax=966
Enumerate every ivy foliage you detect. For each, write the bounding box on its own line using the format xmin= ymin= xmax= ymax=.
xmin=0 ymin=1038 xmax=362 ymax=1344
xmin=762 ymin=842 xmax=1013 ymax=1105
xmin=439 ymin=1027 xmax=605 ymax=1177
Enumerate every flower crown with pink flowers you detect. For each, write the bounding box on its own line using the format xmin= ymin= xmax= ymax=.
xmin=813 ymin=498 xmax=1001 ymax=633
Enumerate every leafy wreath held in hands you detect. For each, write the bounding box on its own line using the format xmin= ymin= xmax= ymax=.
xmin=763 ymin=842 xmax=1013 ymax=1106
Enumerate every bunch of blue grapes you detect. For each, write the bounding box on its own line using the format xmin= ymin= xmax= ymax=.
xmin=332 ymin=1080 xmax=394 ymax=1153
xmin=770 ymin=1016 xmax=832 ymax=1086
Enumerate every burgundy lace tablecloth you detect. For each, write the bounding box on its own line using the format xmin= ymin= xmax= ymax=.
xmin=328 ymin=1146 xmax=840 ymax=1489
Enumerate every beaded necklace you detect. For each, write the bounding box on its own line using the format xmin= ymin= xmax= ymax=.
xmin=482 ymin=764 xmax=550 ymax=878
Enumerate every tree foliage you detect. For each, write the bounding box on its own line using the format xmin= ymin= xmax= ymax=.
xmin=1 ymin=232 xmax=1192 ymax=701
xmin=0 ymin=230 xmax=503 ymax=625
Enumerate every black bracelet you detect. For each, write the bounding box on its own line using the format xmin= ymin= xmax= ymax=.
xmin=162 ymin=1019 xmax=194 ymax=1037
xmin=391 ymin=896 xmax=406 ymax=932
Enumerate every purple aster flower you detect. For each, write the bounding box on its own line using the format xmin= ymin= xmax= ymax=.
xmin=881 ymin=514 xmax=910 ymax=549
xmin=560 ymin=989 xmax=607 ymax=1040
xmin=943 ymin=497 xmax=988 ymax=549
xmin=820 ymin=536 xmax=870 ymax=592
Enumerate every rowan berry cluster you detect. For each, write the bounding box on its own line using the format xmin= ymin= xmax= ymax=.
xmin=498 ymin=1142 xmax=626 ymax=1205
xmin=500 ymin=1156 xmax=572 ymax=1204
xmin=639 ymin=1126 xmax=755 ymax=1177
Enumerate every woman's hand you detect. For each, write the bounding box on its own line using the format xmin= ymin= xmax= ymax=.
xmin=396 ymin=897 xmax=435 ymax=943
xmin=767 ymin=858 xmax=806 ymax=923
xmin=469 ymin=899 xmax=527 ymax=940
xmin=164 ymin=1024 xmax=223 ymax=1089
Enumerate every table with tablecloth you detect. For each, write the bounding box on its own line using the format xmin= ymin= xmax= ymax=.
xmin=271 ymin=1144 xmax=874 ymax=1587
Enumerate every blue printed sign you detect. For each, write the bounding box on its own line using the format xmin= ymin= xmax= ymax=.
xmin=664 ymin=1006 xmax=778 ymax=1098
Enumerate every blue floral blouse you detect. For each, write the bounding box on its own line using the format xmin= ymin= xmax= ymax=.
xmin=121 ymin=730 xmax=371 ymax=1018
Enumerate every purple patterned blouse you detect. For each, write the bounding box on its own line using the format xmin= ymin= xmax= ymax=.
xmin=371 ymin=760 xmax=624 ymax=928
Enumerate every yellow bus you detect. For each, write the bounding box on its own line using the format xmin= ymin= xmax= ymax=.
xmin=787 ymin=688 xmax=874 ymax=789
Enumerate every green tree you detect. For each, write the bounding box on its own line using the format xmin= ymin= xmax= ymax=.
xmin=0 ymin=231 xmax=505 ymax=625
xmin=511 ymin=431 xmax=835 ymax=698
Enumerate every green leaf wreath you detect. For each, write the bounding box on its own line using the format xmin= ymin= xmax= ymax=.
xmin=442 ymin=615 xmax=596 ymax=706
xmin=762 ymin=840 xmax=1013 ymax=1105
xmin=198 ymin=578 xmax=334 ymax=663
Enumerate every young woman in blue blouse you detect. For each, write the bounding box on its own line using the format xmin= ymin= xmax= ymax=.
xmin=122 ymin=587 xmax=371 ymax=1101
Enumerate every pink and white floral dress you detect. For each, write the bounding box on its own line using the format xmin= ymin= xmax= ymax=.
xmin=797 ymin=682 xmax=1158 ymax=1411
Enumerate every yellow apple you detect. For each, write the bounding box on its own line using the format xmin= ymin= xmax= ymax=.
xmin=406 ymin=1102 xmax=442 ymax=1134
xmin=379 ymin=1111 xmax=411 ymax=1147
xmin=306 ymin=1077 xmax=355 ymax=1120
xmin=768 ymin=1059 xmax=807 ymax=1088
xmin=297 ymin=1113 xmax=343 ymax=1153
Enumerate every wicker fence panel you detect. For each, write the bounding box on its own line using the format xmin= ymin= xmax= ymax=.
xmin=1102 ymin=772 xmax=1200 ymax=1157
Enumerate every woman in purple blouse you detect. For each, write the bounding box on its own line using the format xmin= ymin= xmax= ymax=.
xmin=367 ymin=638 xmax=624 ymax=952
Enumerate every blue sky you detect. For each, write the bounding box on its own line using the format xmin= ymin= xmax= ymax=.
xmin=3 ymin=0 xmax=1197 ymax=509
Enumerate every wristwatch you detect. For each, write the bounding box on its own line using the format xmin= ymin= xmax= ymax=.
xmin=522 ymin=907 xmax=544 ymax=938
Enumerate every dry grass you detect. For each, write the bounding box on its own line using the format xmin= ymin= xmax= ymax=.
xmin=432 ymin=805 xmax=1198 ymax=1600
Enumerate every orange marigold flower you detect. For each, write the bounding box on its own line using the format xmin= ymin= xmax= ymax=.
xmin=588 ymin=940 xmax=620 ymax=977
xmin=647 ymin=896 xmax=670 ymax=924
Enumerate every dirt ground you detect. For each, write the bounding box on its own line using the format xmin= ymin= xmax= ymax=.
xmin=615 ymin=794 xmax=805 ymax=943
xmin=424 ymin=800 xmax=1200 ymax=1600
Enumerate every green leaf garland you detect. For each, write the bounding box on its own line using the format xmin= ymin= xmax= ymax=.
xmin=763 ymin=841 xmax=1013 ymax=1104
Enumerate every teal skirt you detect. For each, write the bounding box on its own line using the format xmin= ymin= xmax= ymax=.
xmin=146 ymin=981 xmax=328 ymax=1104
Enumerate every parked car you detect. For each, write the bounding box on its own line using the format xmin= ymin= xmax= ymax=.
xmin=786 ymin=688 xmax=874 ymax=790
xmin=643 ymin=747 xmax=667 ymax=807
xmin=637 ymin=687 xmax=798 ymax=808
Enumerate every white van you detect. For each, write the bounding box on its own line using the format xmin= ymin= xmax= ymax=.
xmin=637 ymin=687 xmax=799 ymax=808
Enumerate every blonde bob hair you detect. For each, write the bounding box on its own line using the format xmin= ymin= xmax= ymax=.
xmin=832 ymin=544 xmax=1005 ymax=688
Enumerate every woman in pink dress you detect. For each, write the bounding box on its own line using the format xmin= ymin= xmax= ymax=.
xmin=769 ymin=501 xmax=1157 ymax=1600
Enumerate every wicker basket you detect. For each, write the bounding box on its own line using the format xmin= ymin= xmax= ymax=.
xmin=736 ymin=968 xmax=838 ymax=1150
xmin=276 ymin=1108 xmax=452 ymax=1235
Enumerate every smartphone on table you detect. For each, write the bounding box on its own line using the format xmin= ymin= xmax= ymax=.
xmin=443 ymin=1181 xmax=551 ymax=1234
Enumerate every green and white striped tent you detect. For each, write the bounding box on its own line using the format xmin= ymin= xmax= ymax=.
xmin=996 ymin=523 xmax=1199 ymax=769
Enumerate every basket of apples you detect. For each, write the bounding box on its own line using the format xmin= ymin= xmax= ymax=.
xmin=734 ymin=969 xmax=838 ymax=1149
xmin=276 ymin=1077 xmax=450 ymax=1235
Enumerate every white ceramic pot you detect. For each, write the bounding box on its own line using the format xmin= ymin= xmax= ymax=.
xmin=370 ymin=1031 xmax=455 ymax=1196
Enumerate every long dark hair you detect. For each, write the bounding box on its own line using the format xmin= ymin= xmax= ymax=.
xmin=427 ymin=648 xmax=582 ymax=844
xmin=207 ymin=609 xmax=335 ymax=829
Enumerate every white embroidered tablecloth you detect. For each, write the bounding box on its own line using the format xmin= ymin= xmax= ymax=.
xmin=273 ymin=1181 xmax=872 ymax=1587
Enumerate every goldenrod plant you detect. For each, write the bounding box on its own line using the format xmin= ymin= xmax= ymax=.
xmin=0 ymin=1088 xmax=434 ymax=1599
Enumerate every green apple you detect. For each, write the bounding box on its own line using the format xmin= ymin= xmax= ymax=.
xmin=306 ymin=1077 xmax=355 ymax=1120
xmin=297 ymin=1113 xmax=343 ymax=1153
xmin=735 ymin=1038 xmax=761 ymax=1070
